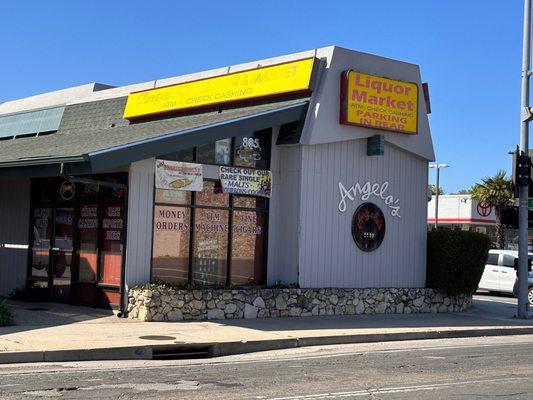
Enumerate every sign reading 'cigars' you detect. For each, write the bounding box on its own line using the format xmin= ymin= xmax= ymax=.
xmin=340 ymin=71 xmax=419 ymax=134
xmin=123 ymin=58 xmax=316 ymax=119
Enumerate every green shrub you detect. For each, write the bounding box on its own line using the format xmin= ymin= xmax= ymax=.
xmin=426 ymin=229 xmax=491 ymax=295
xmin=0 ymin=299 xmax=12 ymax=327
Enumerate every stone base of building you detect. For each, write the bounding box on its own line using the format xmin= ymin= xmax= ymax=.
xmin=127 ymin=286 xmax=472 ymax=322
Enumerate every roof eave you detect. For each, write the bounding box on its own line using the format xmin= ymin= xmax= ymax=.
xmin=87 ymin=100 xmax=309 ymax=172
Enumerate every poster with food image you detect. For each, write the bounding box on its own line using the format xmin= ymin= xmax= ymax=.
xmin=219 ymin=166 xmax=272 ymax=198
xmin=155 ymin=160 xmax=203 ymax=192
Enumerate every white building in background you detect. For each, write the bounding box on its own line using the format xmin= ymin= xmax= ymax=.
xmin=427 ymin=194 xmax=496 ymax=238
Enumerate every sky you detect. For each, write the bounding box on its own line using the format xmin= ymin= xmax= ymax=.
xmin=0 ymin=1 xmax=526 ymax=193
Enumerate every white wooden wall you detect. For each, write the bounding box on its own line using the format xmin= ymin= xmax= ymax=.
xmin=124 ymin=159 xmax=155 ymax=296
xmin=298 ymin=140 xmax=428 ymax=288
xmin=267 ymin=133 xmax=301 ymax=285
xmin=0 ymin=179 xmax=30 ymax=296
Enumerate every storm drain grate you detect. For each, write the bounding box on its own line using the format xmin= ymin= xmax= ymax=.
xmin=152 ymin=345 xmax=212 ymax=360
xmin=24 ymin=307 xmax=49 ymax=311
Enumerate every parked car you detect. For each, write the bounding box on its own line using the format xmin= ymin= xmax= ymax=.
xmin=512 ymin=271 xmax=533 ymax=306
xmin=478 ymin=249 xmax=533 ymax=305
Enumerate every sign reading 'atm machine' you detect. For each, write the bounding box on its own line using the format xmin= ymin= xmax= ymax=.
xmin=340 ymin=71 xmax=419 ymax=134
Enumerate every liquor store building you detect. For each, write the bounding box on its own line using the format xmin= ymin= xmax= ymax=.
xmin=0 ymin=46 xmax=435 ymax=314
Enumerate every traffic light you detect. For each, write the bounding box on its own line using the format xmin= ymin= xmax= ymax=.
xmin=501 ymin=206 xmax=533 ymax=229
xmin=501 ymin=206 xmax=519 ymax=229
xmin=515 ymin=153 xmax=531 ymax=187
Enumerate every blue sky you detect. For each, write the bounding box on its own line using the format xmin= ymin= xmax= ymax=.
xmin=0 ymin=1 xmax=525 ymax=193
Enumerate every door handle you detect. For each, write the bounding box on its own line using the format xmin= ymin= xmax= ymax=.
xmin=501 ymin=271 xmax=508 ymax=274
xmin=492 ymin=269 xmax=498 ymax=272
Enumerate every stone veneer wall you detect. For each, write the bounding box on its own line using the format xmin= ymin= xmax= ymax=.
xmin=127 ymin=287 xmax=472 ymax=321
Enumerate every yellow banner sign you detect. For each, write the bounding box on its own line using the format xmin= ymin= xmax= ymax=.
xmin=340 ymin=71 xmax=418 ymax=134
xmin=123 ymin=58 xmax=315 ymax=119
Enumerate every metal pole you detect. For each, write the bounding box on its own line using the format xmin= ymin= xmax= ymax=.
xmin=518 ymin=0 xmax=531 ymax=319
xmin=435 ymin=167 xmax=440 ymax=229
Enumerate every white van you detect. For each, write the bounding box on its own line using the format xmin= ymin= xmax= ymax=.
xmin=478 ymin=249 xmax=533 ymax=294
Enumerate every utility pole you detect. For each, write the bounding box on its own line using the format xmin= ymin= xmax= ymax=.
xmin=517 ymin=0 xmax=531 ymax=319
xmin=429 ymin=163 xmax=448 ymax=229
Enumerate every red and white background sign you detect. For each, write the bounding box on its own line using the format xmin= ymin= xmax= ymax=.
xmin=427 ymin=195 xmax=496 ymax=224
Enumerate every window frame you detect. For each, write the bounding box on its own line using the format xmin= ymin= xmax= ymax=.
xmin=151 ymin=130 xmax=271 ymax=287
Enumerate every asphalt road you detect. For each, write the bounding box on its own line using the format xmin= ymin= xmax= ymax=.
xmin=0 ymin=334 xmax=532 ymax=399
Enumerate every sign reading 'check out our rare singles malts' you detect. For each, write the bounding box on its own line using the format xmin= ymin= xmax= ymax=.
xmin=219 ymin=166 xmax=272 ymax=198
xmin=340 ymin=71 xmax=419 ymax=134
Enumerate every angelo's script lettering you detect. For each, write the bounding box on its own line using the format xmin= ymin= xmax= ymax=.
xmin=338 ymin=181 xmax=401 ymax=217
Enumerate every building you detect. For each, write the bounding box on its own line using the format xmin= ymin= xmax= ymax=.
xmin=427 ymin=194 xmax=496 ymax=237
xmin=0 ymin=46 xmax=435 ymax=313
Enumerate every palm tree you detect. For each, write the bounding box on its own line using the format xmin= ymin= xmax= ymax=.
xmin=428 ymin=184 xmax=444 ymax=195
xmin=471 ymin=170 xmax=514 ymax=249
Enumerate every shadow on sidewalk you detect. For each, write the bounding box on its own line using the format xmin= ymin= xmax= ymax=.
xmin=2 ymin=294 xmax=532 ymax=339
xmin=0 ymin=299 xmax=124 ymax=335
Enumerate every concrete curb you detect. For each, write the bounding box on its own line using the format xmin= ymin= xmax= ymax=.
xmin=0 ymin=346 xmax=152 ymax=365
xmin=1 ymin=326 xmax=533 ymax=364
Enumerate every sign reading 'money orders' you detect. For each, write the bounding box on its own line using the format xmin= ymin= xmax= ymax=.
xmin=123 ymin=58 xmax=315 ymax=119
xmin=340 ymin=71 xmax=419 ymax=134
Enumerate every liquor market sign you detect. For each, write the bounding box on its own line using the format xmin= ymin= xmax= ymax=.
xmin=123 ymin=58 xmax=316 ymax=119
xmin=155 ymin=160 xmax=203 ymax=192
xmin=219 ymin=166 xmax=272 ymax=198
xmin=340 ymin=71 xmax=418 ymax=134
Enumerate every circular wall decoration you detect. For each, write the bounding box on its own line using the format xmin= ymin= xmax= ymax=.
xmin=351 ymin=202 xmax=386 ymax=252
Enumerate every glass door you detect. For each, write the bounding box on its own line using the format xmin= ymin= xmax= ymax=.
xmin=73 ymin=204 xmax=99 ymax=303
xmin=29 ymin=207 xmax=52 ymax=291
xmin=97 ymin=204 xmax=124 ymax=305
xmin=51 ymin=207 xmax=75 ymax=300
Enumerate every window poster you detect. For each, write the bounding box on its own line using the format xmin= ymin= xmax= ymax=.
xmin=219 ymin=166 xmax=272 ymax=198
xmin=155 ymin=160 xmax=203 ymax=192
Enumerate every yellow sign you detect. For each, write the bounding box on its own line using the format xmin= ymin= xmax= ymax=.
xmin=340 ymin=71 xmax=418 ymax=134
xmin=123 ymin=58 xmax=315 ymax=119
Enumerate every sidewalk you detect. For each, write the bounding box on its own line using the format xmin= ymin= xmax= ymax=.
xmin=1 ymin=295 xmax=532 ymax=364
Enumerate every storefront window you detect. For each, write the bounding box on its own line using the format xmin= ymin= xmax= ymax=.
xmin=160 ymin=148 xmax=194 ymax=163
xmin=192 ymin=208 xmax=229 ymax=285
xmin=31 ymin=179 xmax=55 ymax=203
xmin=152 ymin=205 xmax=191 ymax=284
xmin=28 ymin=174 xmax=127 ymax=306
xmin=197 ymin=138 xmax=231 ymax=165
xmin=195 ymin=180 xmax=228 ymax=207
xmin=150 ymin=131 xmax=271 ymax=287
xmin=99 ymin=204 xmax=123 ymax=285
xmin=154 ymin=188 xmax=191 ymax=205
xmin=233 ymin=195 xmax=268 ymax=210
xmin=234 ymin=129 xmax=270 ymax=169
xmin=57 ymin=180 xmax=77 ymax=202
xmin=52 ymin=207 xmax=74 ymax=299
xmin=77 ymin=205 xmax=98 ymax=283
xmin=31 ymin=207 xmax=52 ymax=280
xmin=231 ymin=211 xmax=266 ymax=285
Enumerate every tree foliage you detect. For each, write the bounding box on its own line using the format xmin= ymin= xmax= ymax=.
xmin=428 ymin=184 xmax=445 ymax=195
xmin=471 ymin=170 xmax=513 ymax=249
